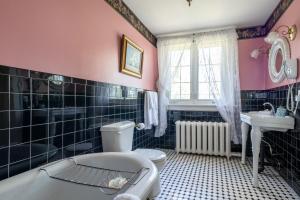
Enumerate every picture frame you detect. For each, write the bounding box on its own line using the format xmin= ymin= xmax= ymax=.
xmin=120 ymin=35 xmax=144 ymax=78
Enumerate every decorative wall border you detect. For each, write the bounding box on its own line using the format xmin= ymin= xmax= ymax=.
xmin=105 ymin=0 xmax=157 ymax=46
xmin=105 ymin=0 xmax=294 ymax=43
xmin=237 ymin=0 xmax=294 ymax=40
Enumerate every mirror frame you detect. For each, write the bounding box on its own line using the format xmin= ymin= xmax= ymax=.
xmin=268 ymin=36 xmax=291 ymax=83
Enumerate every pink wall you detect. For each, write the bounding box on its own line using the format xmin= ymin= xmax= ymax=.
xmin=0 ymin=0 xmax=158 ymax=90
xmin=265 ymin=0 xmax=300 ymax=89
xmin=238 ymin=38 xmax=266 ymax=90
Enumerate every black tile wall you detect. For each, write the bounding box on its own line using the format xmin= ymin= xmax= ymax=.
xmin=0 ymin=65 xmax=155 ymax=181
xmin=241 ymin=86 xmax=300 ymax=195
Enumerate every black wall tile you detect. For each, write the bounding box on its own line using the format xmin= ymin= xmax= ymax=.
xmin=86 ymin=85 xmax=95 ymax=96
xmin=0 ymin=130 xmax=9 ymax=148
xmin=73 ymin=78 xmax=86 ymax=85
xmin=0 ymin=93 xmax=9 ymax=111
xmin=32 ymin=94 xmax=48 ymax=109
xmin=0 ymin=111 xmax=9 ymax=129
xmin=76 ymin=96 xmax=85 ymax=107
xmin=0 ymin=65 xmax=28 ymax=77
xmin=49 ymin=109 xmax=63 ymax=123
xmin=0 ymin=165 xmax=8 ymax=179
xmin=76 ymin=84 xmax=86 ymax=96
xmin=32 ymin=79 xmax=48 ymax=94
xmin=10 ymin=76 xmax=30 ymax=93
xmin=10 ymin=93 xmax=31 ymax=110
xmin=64 ymin=83 xmax=75 ymax=95
xmin=0 ymin=65 xmax=154 ymax=183
xmin=10 ymin=127 xmax=30 ymax=145
xmin=32 ymin=124 xmax=49 ymax=141
xmin=49 ymin=122 xmax=63 ymax=137
xmin=0 ymin=75 xmax=9 ymax=93
xmin=10 ymin=144 xmax=30 ymax=163
xmin=49 ymin=95 xmax=63 ymax=108
xmin=49 ymin=81 xmax=63 ymax=94
xmin=64 ymin=95 xmax=75 ymax=107
xmin=0 ymin=148 xmax=8 ymax=166
xmin=9 ymin=159 xmax=30 ymax=177
xmin=63 ymin=120 xmax=75 ymax=134
xmin=31 ymin=140 xmax=48 ymax=157
xmin=31 ymin=109 xmax=48 ymax=125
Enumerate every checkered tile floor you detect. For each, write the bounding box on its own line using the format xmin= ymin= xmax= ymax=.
xmin=155 ymin=150 xmax=299 ymax=200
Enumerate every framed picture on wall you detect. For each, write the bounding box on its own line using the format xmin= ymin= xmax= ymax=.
xmin=120 ymin=35 xmax=144 ymax=78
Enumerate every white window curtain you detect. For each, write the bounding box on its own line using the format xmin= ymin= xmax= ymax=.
xmin=156 ymin=29 xmax=242 ymax=144
xmin=155 ymin=37 xmax=192 ymax=137
xmin=196 ymin=29 xmax=242 ymax=144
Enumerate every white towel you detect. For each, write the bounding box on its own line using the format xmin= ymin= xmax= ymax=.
xmin=144 ymin=91 xmax=158 ymax=130
xmin=113 ymin=193 xmax=140 ymax=200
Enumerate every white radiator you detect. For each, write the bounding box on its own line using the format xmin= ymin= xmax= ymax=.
xmin=175 ymin=121 xmax=231 ymax=159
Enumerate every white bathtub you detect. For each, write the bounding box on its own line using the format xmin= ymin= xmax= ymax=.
xmin=0 ymin=152 xmax=160 ymax=200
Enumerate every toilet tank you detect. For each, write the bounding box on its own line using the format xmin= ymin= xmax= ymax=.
xmin=100 ymin=121 xmax=135 ymax=152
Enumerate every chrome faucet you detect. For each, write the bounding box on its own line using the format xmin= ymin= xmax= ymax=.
xmin=263 ymin=102 xmax=275 ymax=115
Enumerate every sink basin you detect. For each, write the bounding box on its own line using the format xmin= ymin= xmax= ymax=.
xmin=240 ymin=111 xmax=294 ymax=132
xmin=240 ymin=111 xmax=294 ymax=187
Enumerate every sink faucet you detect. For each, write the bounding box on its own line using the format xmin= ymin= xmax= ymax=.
xmin=263 ymin=102 xmax=275 ymax=115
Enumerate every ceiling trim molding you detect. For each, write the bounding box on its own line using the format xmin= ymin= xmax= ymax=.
xmin=105 ymin=0 xmax=157 ymax=46
xmin=236 ymin=26 xmax=267 ymax=40
xmin=237 ymin=0 xmax=294 ymax=40
xmin=264 ymin=0 xmax=294 ymax=33
xmin=106 ymin=0 xmax=294 ymax=44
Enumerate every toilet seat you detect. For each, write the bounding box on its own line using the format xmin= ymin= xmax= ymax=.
xmin=134 ymin=149 xmax=166 ymax=171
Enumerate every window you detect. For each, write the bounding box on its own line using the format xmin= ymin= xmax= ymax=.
xmin=198 ymin=47 xmax=221 ymax=100
xmin=170 ymin=45 xmax=221 ymax=103
xmin=170 ymin=49 xmax=191 ymax=100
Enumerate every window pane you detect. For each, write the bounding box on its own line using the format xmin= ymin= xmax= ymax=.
xmin=171 ymin=67 xmax=180 ymax=82
xmin=171 ymin=83 xmax=180 ymax=99
xmin=210 ymin=47 xmax=222 ymax=64
xmin=181 ymin=83 xmax=190 ymax=96
xmin=181 ymin=50 xmax=190 ymax=66
xmin=170 ymin=49 xmax=190 ymax=66
xmin=181 ymin=67 xmax=190 ymax=82
xmin=170 ymin=50 xmax=180 ymax=66
xmin=198 ymin=66 xmax=208 ymax=82
xmin=213 ymin=82 xmax=221 ymax=98
xmin=198 ymin=83 xmax=210 ymax=99
xmin=181 ymin=94 xmax=190 ymax=100
xmin=199 ymin=48 xmax=210 ymax=65
xmin=210 ymin=65 xmax=221 ymax=82
xmin=170 ymin=49 xmax=191 ymax=100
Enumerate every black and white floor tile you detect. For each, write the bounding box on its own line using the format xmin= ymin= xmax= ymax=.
xmin=155 ymin=150 xmax=299 ymax=200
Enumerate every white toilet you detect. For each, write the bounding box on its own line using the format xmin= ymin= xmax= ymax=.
xmin=100 ymin=121 xmax=166 ymax=172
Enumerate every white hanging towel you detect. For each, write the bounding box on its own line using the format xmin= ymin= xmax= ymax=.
xmin=144 ymin=91 xmax=158 ymax=129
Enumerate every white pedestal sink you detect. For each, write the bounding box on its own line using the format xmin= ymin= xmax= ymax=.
xmin=240 ymin=111 xmax=294 ymax=187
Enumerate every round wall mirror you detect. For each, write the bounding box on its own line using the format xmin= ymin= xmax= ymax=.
xmin=268 ymin=36 xmax=291 ymax=83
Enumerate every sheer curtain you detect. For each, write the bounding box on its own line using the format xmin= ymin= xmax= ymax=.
xmin=156 ymin=29 xmax=241 ymax=143
xmin=196 ymin=29 xmax=242 ymax=144
xmin=155 ymin=37 xmax=192 ymax=137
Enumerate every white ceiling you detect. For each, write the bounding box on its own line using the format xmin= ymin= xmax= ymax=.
xmin=123 ymin=0 xmax=280 ymax=36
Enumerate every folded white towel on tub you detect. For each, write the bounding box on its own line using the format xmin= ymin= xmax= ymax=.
xmin=113 ymin=193 xmax=140 ymax=200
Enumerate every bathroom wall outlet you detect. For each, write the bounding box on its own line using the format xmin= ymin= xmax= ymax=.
xmin=285 ymin=58 xmax=298 ymax=79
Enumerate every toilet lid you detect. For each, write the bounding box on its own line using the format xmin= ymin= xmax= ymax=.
xmin=134 ymin=149 xmax=166 ymax=163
